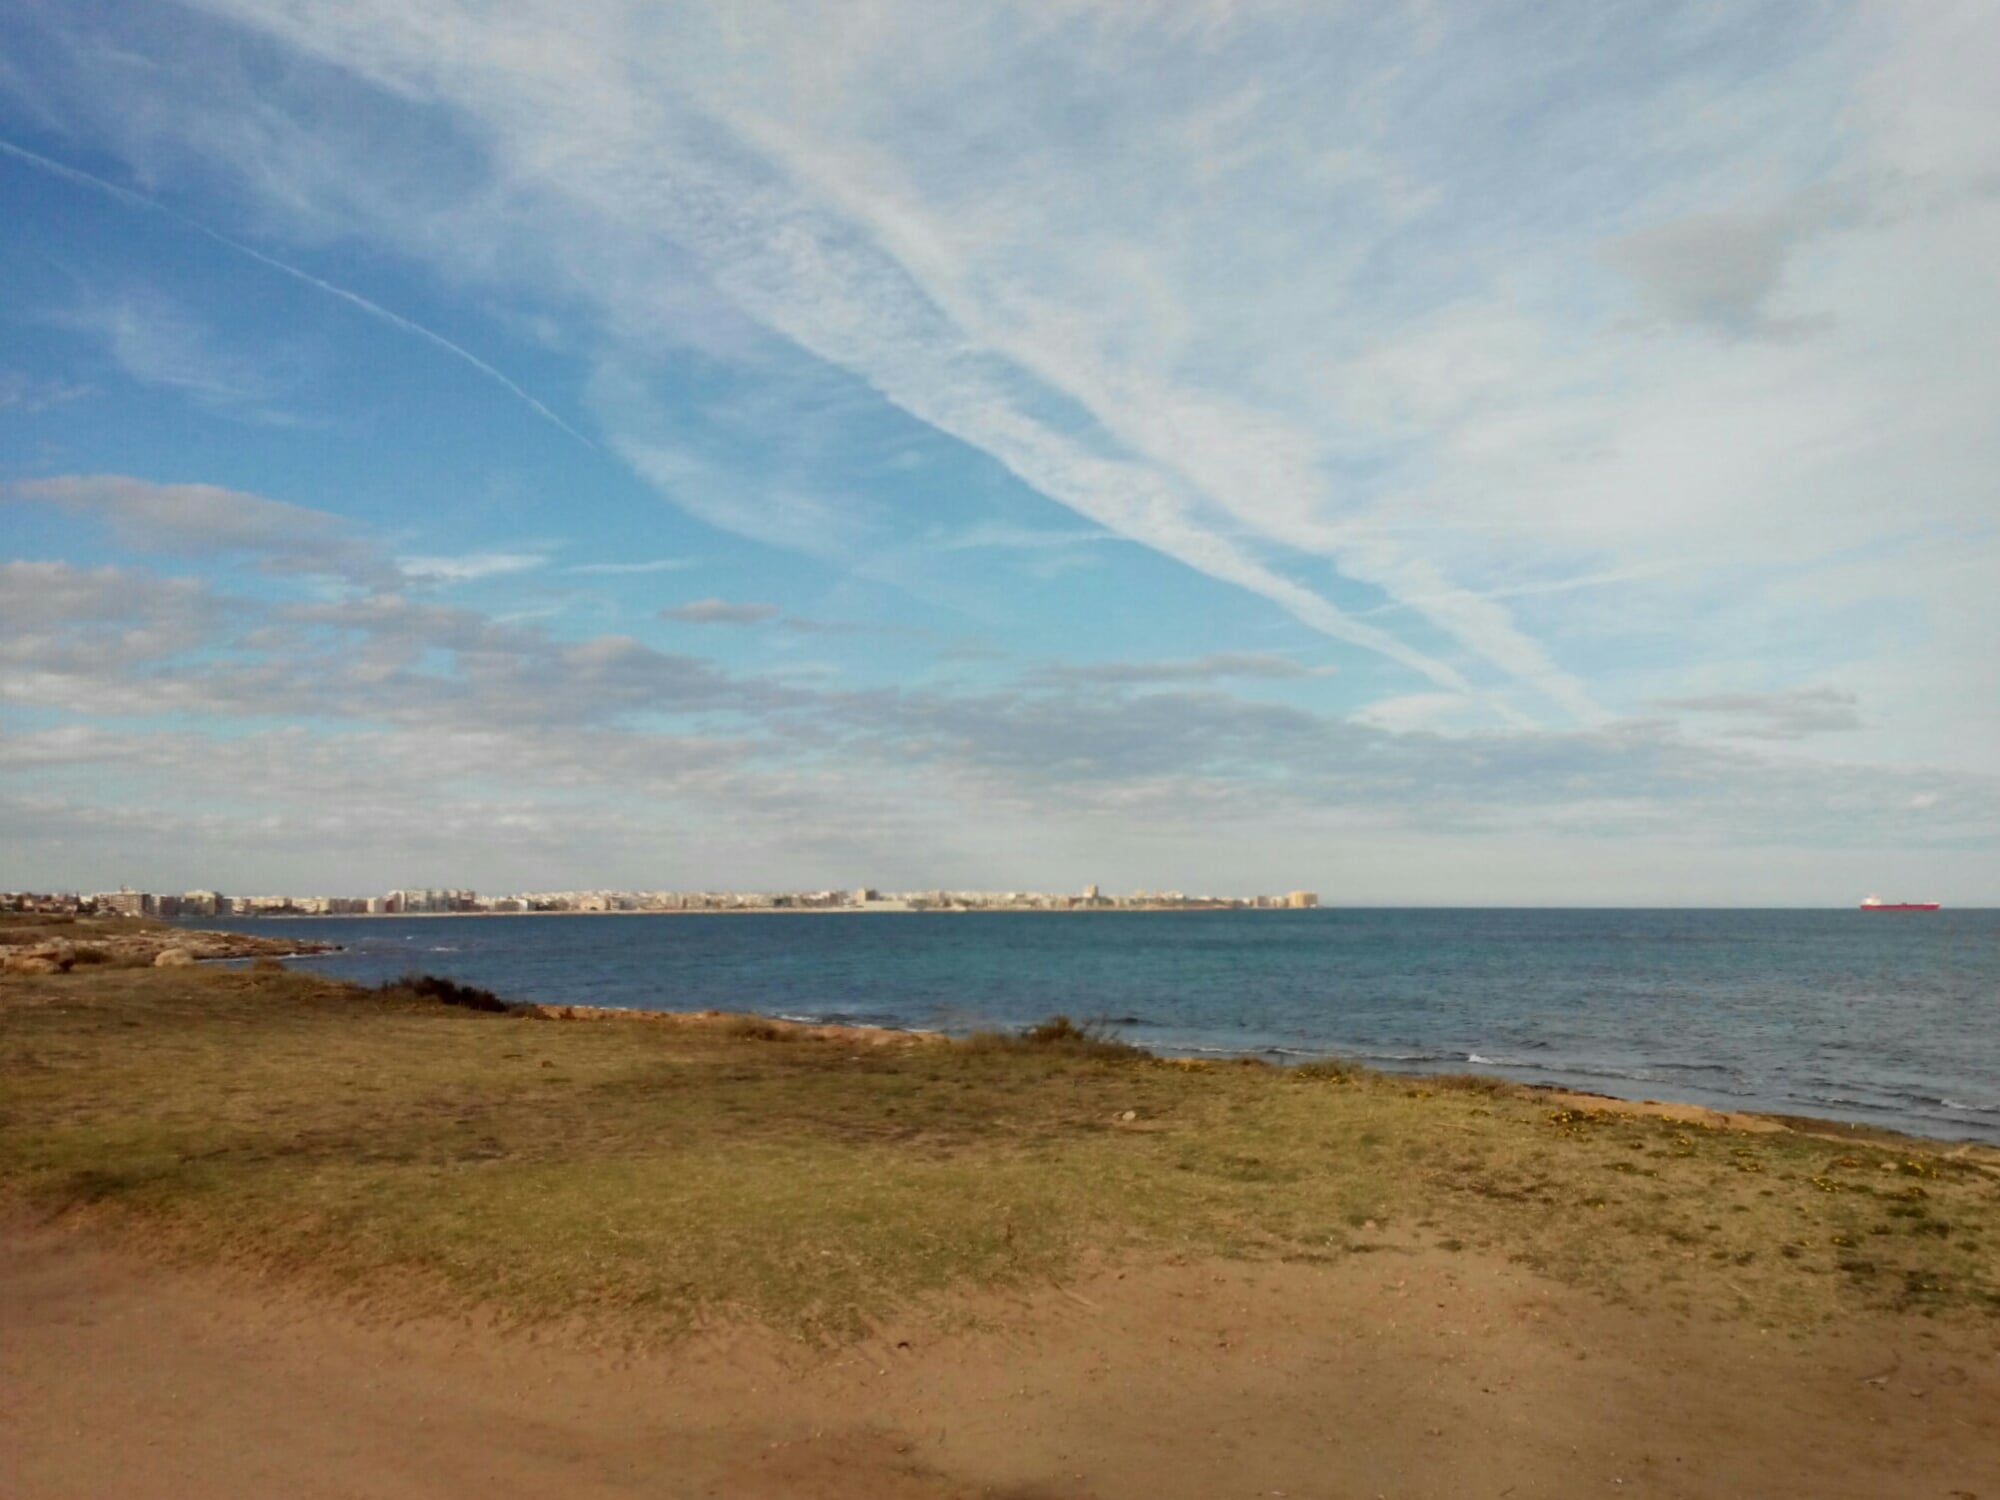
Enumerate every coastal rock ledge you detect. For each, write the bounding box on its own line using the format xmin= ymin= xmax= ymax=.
xmin=0 ymin=923 xmax=335 ymax=971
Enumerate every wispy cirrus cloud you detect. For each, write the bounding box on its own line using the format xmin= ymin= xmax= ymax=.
xmin=54 ymin=286 xmax=289 ymax=417
xmin=0 ymin=134 xmax=597 ymax=449
xmin=0 ymin=371 xmax=94 ymax=412
xmin=70 ymin=0 xmax=1483 ymax=701
xmin=565 ymin=557 xmax=698 ymax=576
xmin=105 ymin=0 xmax=1980 ymax=740
xmin=11 ymin=6 xmax=1999 ymax=711
xmin=397 ymin=551 xmax=549 ymax=583
xmin=934 ymin=523 xmax=1120 ymax=553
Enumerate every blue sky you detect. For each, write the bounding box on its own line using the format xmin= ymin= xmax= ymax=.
xmin=3 ymin=0 xmax=1997 ymax=902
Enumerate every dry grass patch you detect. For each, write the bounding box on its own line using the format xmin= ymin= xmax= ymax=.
xmin=4 ymin=963 xmax=1996 ymax=1343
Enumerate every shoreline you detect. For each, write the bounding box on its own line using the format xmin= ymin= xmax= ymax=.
xmin=511 ymin=999 xmax=2000 ymax=1160
xmin=502 ymin=1005 xmax=2000 ymax=1152
xmin=140 ymin=918 xmax=2000 ymax=1151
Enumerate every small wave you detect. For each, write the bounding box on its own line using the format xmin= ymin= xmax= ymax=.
xmin=777 ymin=1013 xmax=822 ymax=1025
xmin=1796 ymin=1082 xmax=1977 ymax=1114
xmin=1465 ymin=1052 xmax=1563 ymax=1068
xmin=1348 ymin=1049 xmax=1459 ymax=1064
xmin=1791 ymin=1093 xmax=1893 ymax=1115
xmin=1941 ymin=1098 xmax=1999 ymax=1115
xmin=428 ymin=945 xmax=460 ymax=953
xmin=1539 ymin=1062 xmax=1681 ymax=1085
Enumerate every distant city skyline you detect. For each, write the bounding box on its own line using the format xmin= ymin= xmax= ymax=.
xmin=4 ymin=3 xmax=1998 ymax=904
xmin=11 ymin=881 xmax=1963 ymax=915
xmin=9 ymin=884 xmax=1323 ymax=917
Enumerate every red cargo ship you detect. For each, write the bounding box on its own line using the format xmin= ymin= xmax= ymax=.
xmin=1859 ymin=896 xmax=1941 ymax=911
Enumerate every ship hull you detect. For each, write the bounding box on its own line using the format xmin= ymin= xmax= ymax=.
xmin=1860 ymin=902 xmax=1940 ymax=911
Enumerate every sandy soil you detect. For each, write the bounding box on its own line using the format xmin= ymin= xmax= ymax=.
xmin=4 ymin=1216 xmax=1994 ymax=1500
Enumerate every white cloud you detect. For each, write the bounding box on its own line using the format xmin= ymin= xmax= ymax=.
xmin=5 ymin=473 xmax=390 ymax=584
xmin=935 ymin=523 xmax=1121 ymax=552
xmin=3 ymin=539 xmax=1995 ymax=896
xmin=1656 ymin=686 xmax=1863 ymax=740
xmin=659 ymin=598 xmax=781 ymax=626
xmin=397 ymin=551 xmax=549 ymax=582
xmin=1606 ymin=195 xmax=1844 ymax=339
xmin=566 ymin=556 xmax=698 ymax=576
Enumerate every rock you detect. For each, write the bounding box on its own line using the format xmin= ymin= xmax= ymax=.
xmin=1119 ymin=1109 xmax=1139 ymax=1122
xmin=153 ymin=947 xmax=198 ymax=967
xmin=4 ymin=953 xmax=65 ymax=975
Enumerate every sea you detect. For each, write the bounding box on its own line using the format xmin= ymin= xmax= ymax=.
xmin=195 ymin=908 xmax=2000 ymax=1146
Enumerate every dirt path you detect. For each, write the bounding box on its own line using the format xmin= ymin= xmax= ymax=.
xmin=3 ymin=1218 xmax=1994 ymax=1499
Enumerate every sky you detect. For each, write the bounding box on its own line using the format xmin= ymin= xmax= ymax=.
xmin=2 ymin=0 xmax=1997 ymax=904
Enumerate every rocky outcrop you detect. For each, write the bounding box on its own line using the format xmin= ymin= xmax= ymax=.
xmin=0 ymin=925 xmax=335 ymax=975
xmin=2 ymin=953 xmax=66 ymax=975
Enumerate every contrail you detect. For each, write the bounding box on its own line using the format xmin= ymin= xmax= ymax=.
xmin=0 ymin=137 xmax=597 ymax=451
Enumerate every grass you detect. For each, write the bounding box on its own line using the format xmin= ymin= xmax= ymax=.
xmin=0 ymin=911 xmax=172 ymax=947
xmin=3 ymin=963 xmax=1997 ymax=1343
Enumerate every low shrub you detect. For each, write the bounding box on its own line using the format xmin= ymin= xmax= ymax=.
xmin=379 ymin=972 xmax=513 ymax=1014
xmin=719 ymin=1016 xmax=798 ymax=1042
xmin=965 ymin=1014 xmax=1147 ymax=1061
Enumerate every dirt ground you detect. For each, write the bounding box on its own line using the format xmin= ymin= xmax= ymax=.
xmin=4 ymin=1216 xmax=1994 ymax=1500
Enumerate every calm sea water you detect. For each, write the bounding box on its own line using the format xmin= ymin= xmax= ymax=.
xmin=200 ymin=908 xmax=2000 ymax=1145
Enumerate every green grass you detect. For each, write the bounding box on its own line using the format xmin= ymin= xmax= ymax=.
xmin=4 ymin=964 xmax=1997 ymax=1342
